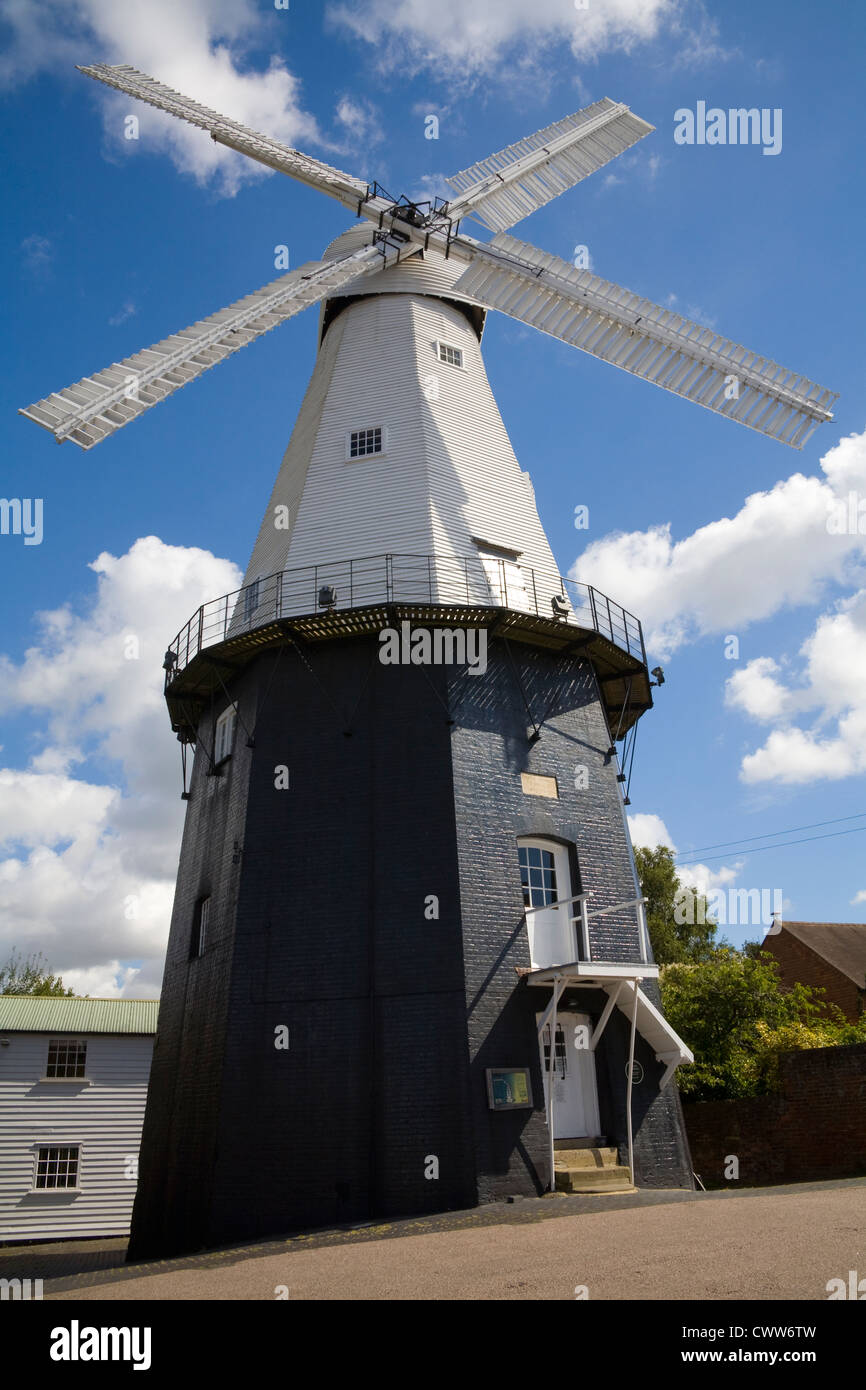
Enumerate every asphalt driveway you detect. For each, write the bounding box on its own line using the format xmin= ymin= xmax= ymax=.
xmin=5 ymin=1176 xmax=860 ymax=1301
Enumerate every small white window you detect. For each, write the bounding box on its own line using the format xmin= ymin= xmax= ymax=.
xmin=33 ymin=1145 xmax=80 ymax=1190
xmin=46 ymin=1039 xmax=87 ymax=1078
xmin=347 ymin=427 xmax=384 ymax=460
xmin=214 ymin=705 xmax=237 ymax=764
xmin=436 ymin=341 xmax=464 ymax=369
xmin=192 ymin=896 xmax=210 ymax=958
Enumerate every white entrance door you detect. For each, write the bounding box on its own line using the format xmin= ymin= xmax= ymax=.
xmin=519 ymin=838 xmax=577 ymax=968
xmin=538 ymin=1010 xmax=601 ymax=1139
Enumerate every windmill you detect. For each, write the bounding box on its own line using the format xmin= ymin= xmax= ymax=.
xmin=21 ymin=67 xmax=836 ymax=1256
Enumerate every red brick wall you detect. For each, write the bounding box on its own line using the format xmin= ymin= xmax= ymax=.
xmin=764 ymin=930 xmax=863 ymax=1022
xmin=683 ymin=1043 xmax=866 ymax=1188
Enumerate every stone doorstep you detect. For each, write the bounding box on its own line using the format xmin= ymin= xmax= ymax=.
xmin=555 ymin=1164 xmax=634 ymax=1194
xmin=554 ymin=1146 xmax=634 ymax=1193
xmin=555 ymin=1146 xmax=621 ymax=1170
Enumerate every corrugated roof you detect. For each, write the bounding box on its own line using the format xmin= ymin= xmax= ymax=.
xmin=776 ymin=922 xmax=866 ymax=989
xmin=0 ymin=996 xmax=159 ymax=1034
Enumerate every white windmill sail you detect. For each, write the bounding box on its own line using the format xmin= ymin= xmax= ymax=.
xmin=445 ymin=98 xmax=653 ymax=233
xmin=452 ymin=233 xmax=837 ymax=448
xmin=20 ymin=244 xmax=401 ymax=450
xmin=77 ymin=64 xmax=375 ymax=213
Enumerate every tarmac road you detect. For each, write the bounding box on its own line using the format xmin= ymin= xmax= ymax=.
xmin=43 ymin=1179 xmax=865 ymax=1301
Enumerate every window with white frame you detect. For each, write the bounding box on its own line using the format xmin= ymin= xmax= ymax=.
xmin=46 ymin=1039 xmax=87 ymax=1078
xmin=436 ymin=341 xmax=464 ymax=369
xmin=191 ymin=896 xmax=210 ymax=958
xmin=214 ymin=704 xmax=237 ymax=764
xmin=347 ymin=427 xmax=383 ymax=460
xmin=34 ymin=1145 xmax=80 ymax=1190
xmin=518 ymin=843 xmax=560 ymax=909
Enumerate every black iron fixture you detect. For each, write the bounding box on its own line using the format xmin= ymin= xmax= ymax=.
xmin=550 ymin=594 xmax=569 ymax=618
xmin=318 ymin=585 xmax=337 ymax=609
xmin=650 ymin=666 xmax=665 ymax=686
xmin=163 ymin=649 xmax=177 ymax=672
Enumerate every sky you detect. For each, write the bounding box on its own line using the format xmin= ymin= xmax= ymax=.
xmin=1 ymin=0 xmax=865 ymax=996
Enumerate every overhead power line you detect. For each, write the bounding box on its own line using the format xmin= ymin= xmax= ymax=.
xmin=676 ymin=822 xmax=866 ymax=865
xmin=675 ymin=810 xmax=866 ymax=859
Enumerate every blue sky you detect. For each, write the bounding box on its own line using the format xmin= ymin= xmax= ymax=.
xmin=1 ymin=0 xmax=865 ymax=992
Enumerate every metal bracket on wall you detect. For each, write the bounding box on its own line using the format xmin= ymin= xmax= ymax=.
xmin=206 ymin=659 xmax=255 ymax=751
xmin=501 ymin=637 xmax=542 ymax=743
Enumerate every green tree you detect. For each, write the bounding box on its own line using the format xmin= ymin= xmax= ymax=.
xmin=0 ymin=950 xmax=75 ymax=996
xmin=634 ymin=844 xmax=720 ymax=964
xmin=660 ymin=948 xmax=866 ymax=1099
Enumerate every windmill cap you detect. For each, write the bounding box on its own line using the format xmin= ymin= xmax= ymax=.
xmin=318 ymin=224 xmax=485 ymax=341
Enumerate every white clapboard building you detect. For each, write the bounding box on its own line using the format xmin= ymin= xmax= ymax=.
xmin=0 ymin=997 xmax=157 ymax=1241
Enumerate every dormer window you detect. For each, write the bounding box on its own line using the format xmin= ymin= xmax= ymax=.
xmin=436 ymin=341 xmax=464 ymax=369
xmin=347 ymin=427 xmax=383 ymax=460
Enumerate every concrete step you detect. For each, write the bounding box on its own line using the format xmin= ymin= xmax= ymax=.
xmin=555 ymin=1163 xmax=633 ymax=1194
xmin=554 ymin=1146 xmax=620 ymax=1170
xmin=554 ymin=1136 xmax=607 ymax=1150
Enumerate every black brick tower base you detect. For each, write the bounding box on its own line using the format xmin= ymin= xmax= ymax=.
xmin=128 ymin=632 xmax=692 ymax=1260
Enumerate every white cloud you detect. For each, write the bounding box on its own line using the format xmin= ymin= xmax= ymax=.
xmin=628 ymin=811 xmax=674 ymax=849
xmin=0 ymin=537 xmax=242 ymax=996
xmin=725 ymin=656 xmax=792 ymax=722
xmin=0 ymin=0 xmax=324 ymax=195
xmin=628 ymin=811 xmax=740 ymax=895
xmin=852 ymin=890 xmax=866 ymax=905
xmin=335 ymin=95 xmax=384 ymax=147
xmin=676 ymin=858 xmax=744 ymax=901
xmin=408 ymin=172 xmax=456 ymax=206
xmin=667 ymin=4 xmax=740 ymax=68
xmin=572 ymin=428 xmax=866 ymax=659
xmin=108 ymin=300 xmax=137 ymax=326
xmin=574 ymin=428 xmax=866 ymax=787
xmin=61 ymin=963 xmax=143 ymax=999
xmin=20 ymin=233 xmax=53 ymax=273
xmin=735 ymin=589 xmax=866 ymax=784
xmin=327 ymin=0 xmax=677 ymax=77
xmin=0 ymin=771 xmax=115 ymax=852
xmin=598 ymin=148 xmax=662 ymax=193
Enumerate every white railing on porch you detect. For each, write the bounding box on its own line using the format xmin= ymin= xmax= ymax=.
xmin=523 ymin=892 xmax=651 ymax=970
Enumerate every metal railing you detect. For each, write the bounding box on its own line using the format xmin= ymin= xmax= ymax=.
xmin=164 ymin=551 xmax=645 ymax=682
xmin=523 ymin=892 xmax=651 ymax=969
